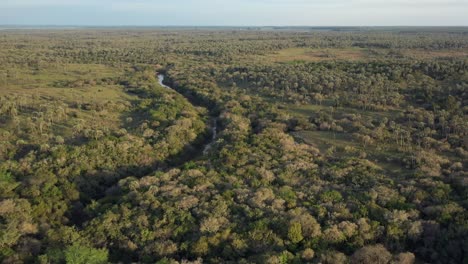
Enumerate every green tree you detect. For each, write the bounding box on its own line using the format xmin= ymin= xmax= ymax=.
xmin=288 ymin=222 xmax=304 ymax=244
xmin=64 ymin=244 xmax=108 ymax=264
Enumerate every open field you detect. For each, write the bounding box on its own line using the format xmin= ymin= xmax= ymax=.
xmin=284 ymin=102 xmax=402 ymax=120
xmin=0 ymin=64 xmax=127 ymax=102
xmin=266 ymin=47 xmax=468 ymax=63
xmin=269 ymin=47 xmax=370 ymax=62
xmin=0 ymin=63 xmax=133 ymax=139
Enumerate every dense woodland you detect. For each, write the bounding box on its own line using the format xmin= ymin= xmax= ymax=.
xmin=0 ymin=28 xmax=467 ymax=263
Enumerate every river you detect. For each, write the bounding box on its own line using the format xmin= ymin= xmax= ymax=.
xmin=158 ymin=74 xmax=217 ymax=155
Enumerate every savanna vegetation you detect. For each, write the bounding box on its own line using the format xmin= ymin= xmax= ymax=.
xmin=0 ymin=27 xmax=467 ymax=263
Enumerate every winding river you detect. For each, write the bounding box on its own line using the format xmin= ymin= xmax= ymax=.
xmin=158 ymin=74 xmax=217 ymax=155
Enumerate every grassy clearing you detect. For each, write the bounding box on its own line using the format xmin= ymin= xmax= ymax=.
xmin=284 ymin=101 xmax=410 ymax=178
xmin=398 ymin=48 xmax=468 ymax=59
xmin=221 ymin=82 xmax=402 ymax=122
xmin=284 ymin=102 xmax=401 ymax=121
xmin=265 ymin=47 xmax=468 ymax=63
xmin=292 ymin=130 xmax=354 ymax=152
xmin=0 ymin=64 xmax=129 ymax=103
xmin=293 ymin=130 xmax=412 ymax=177
xmin=268 ymin=47 xmax=370 ymax=63
xmin=0 ymin=63 xmax=135 ymax=140
xmin=1 ymin=85 xmax=132 ymax=104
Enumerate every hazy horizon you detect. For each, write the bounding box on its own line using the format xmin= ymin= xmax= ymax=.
xmin=2 ymin=0 xmax=468 ymax=26
xmin=2 ymin=25 xmax=468 ymax=28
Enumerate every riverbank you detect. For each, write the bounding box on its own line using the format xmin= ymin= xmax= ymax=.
xmin=158 ymin=73 xmax=219 ymax=158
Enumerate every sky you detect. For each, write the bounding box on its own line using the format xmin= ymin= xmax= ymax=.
xmin=1 ymin=0 xmax=468 ymax=26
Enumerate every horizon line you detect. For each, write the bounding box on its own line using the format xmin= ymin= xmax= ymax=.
xmin=2 ymin=24 xmax=468 ymax=28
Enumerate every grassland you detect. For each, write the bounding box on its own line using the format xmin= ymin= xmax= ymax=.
xmin=284 ymin=101 xmax=401 ymax=120
xmin=0 ymin=64 xmax=127 ymax=101
xmin=266 ymin=47 xmax=468 ymax=63
xmin=268 ymin=47 xmax=370 ymax=62
xmin=0 ymin=63 xmax=134 ymax=140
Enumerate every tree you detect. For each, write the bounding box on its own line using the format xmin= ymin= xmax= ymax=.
xmin=301 ymin=248 xmax=315 ymax=261
xmin=314 ymin=93 xmax=324 ymax=105
xmin=351 ymin=244 xmax=392 ymax=264
xmin=392 ymin=252 xmax=415 ymax=264
xmin=320 ymin=250 xmax=348 ymax=264
xmin=287 ymin=222 xmax=304 ymax=244
xmin=64 ymin=244 xmax=108 ymax=264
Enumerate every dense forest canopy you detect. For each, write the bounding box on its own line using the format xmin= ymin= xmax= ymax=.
xmin=0 ymin=28 xmax=467 ymax=264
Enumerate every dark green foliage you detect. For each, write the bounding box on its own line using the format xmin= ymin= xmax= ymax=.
xmin=64 ymin=244 xmax=108 ymax=264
